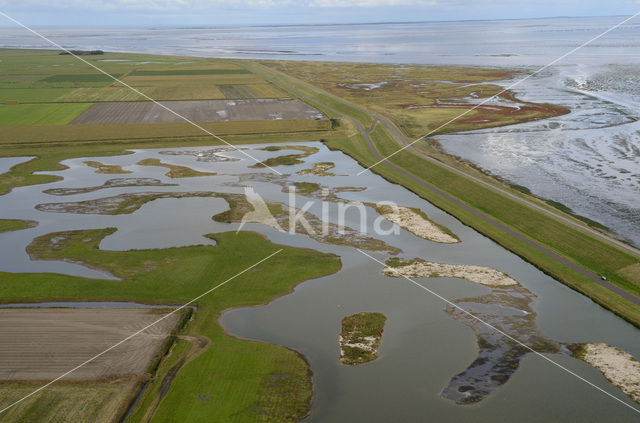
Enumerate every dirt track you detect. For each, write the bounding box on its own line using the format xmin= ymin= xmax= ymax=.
xmin=70 ymin=99 xmax=323 ymax=124
xmin=0 ymin=308 xmax=178 ymax=380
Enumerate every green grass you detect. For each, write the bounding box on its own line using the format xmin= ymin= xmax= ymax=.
xmin=0 ymin=103 xmax=93 ymax=126
xmin=0 ymin=219 xmax=36 ymax=233
xmin=4 ymin=229 xmax=341 ymax=422
xmin=0 ymin=119 xmax=330 ymax=143
xmin=39 ymin=73 xmax=122 ymax=84
xmin=131 ymin=69 xmax=251 ymax=76
xmin=292 ymin=182 xmax=321 ymax=195
xmin=250 ymin=145 xmax=319 ymax=168
xmin=0 ymin=88 xmax=72 ymax=103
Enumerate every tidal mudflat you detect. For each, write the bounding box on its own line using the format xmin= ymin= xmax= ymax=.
xmin=2 ymin=141 xmax=640 ymax=421
xmin=436 ymin=67 xmax=640 ymax=247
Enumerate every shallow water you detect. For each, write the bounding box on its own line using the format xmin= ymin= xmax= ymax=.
xmin=2 ymin=142 xmax=639 ymax=420
xmin=0 ymin=156 xmax=34 ymax=175
xmin=437 ymin=66 xmax=640 ymax=246
xmin=3 ymin=17 xmax=640 ymax=67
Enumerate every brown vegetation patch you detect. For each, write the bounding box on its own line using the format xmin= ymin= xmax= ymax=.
xmin=84 ymin=160 xmax=132 ymax=175
xmin=339 ymin=312 xmax=386 ymax=365
xmin=137 ymin=158 xmax=216 ymax=178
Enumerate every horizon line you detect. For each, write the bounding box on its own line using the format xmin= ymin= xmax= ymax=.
xmin=0 ymin=13 xmax=633 ymax=30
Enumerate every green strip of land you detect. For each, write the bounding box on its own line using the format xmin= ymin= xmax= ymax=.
xmin=0 ymin=219 xmax=37 ymax=233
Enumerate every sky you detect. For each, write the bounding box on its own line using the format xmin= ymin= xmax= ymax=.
xmin=0 ymin=0 xmax=639 ymax=27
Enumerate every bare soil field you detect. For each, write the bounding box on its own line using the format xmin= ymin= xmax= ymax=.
xmin=0 ymin=308 xmax=178 ymax=380
xmin=0 ymin=379 xmax=141 ymax=423
xmin=70 ymin=99 xmax=323 ymax=125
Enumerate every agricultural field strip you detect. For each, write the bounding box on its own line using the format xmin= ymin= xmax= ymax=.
xmin=358 ymin=11 xmax=640 ymax=174
xmin=70 ymin=99 xmax=322 ymax=125
xmin=0 ymin=308 xmax=179 ymax=380
xmin=0 ymin=14 xmax=283 ymax=175
xmin=0 ymin=249 xmax=282 ymax=416
xmin=357 ymin=249 xmax=640 ymax=415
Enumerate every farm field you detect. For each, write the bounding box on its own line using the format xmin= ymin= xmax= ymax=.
xmin=0 ymin=87 xmax=73 ymax=103
xmin=70 ymin=99 xmax=323 ymax=125
xmin=0 ymin=308 xmax=179 ymax=380
xmin=0 ymin=49 xmax=307 ymax=145
xmin=0 ymin=379 xmax=141 ymax=423
xmin=0 ymin=103 xmax=93 ymax=126
xmin=0 ymin=307 xmax=181 ymax=422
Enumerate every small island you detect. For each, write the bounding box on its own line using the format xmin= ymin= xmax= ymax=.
xmin=339 ymin=312 xmax=387 ymax=365
xmin=569 ymin=342 xmax=640 ymax=404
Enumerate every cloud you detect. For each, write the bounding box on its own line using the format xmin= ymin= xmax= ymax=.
xmin=0 ymin=0 xmax=443 ymax=11
xmin=309 ymin=0 xmax=439 ymax=6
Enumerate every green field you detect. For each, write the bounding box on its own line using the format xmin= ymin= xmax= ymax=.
xmin=131 ymin=69 xmax=251 ymax=76
xmin=40 ymin=73 xmax=123 ymax=84
xmin=0 ymin=87 xmax=72 ymax=103
xmin=0 ymin=103 xmax=93 ymax=126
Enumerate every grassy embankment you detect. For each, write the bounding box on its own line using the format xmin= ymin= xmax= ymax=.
xmin=0 ymin=229 xmax=340 ymax=422
xmin=248 ymin=61 xmax=640 ymax=327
